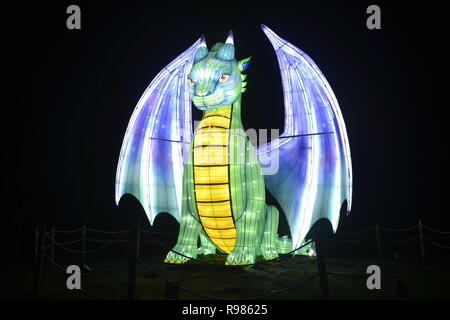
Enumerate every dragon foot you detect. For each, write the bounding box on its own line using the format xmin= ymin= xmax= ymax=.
xmin=164 ymin=244 xmax=197 ymax=264
xmin=226 ymin=247 xmax=256 ymax=265
xmin=260 ymin=246 xmax=279 ymax=261
xmin=197 ymin=245 xmax=216 ymax=255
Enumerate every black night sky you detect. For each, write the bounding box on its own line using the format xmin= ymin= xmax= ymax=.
xmin=6 ymin=1 xmax=448 ymax=260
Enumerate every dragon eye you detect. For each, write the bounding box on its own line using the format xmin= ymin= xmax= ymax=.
xmin=219 ymin=74 xmax=230 ymax=83
xmin=187 ymin=77 xmax=195 ymax=86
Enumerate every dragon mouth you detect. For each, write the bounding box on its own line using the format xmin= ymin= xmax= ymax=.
xmin=192 ymin=91 xmax=225 ymax=109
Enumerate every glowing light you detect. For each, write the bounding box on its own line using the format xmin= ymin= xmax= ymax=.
xmin=116 ymin=26 xmax=352 ymax=264
xmin=115 ymin=38 xmax=202 ymax=223
xmin=258 ymin=24 xmax=352 ymax=249
xmin=307 ymin=246 xmax=316 ymax=257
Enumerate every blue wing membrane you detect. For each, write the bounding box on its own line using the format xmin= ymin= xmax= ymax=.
xmin=115 ymin=39 xmax=201 ymax=224
xmin=257 ymin=25 xmax=353 ymax=249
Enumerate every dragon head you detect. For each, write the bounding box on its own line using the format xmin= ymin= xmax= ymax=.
xmin=187 ymin=31 xmax=251 ymax=110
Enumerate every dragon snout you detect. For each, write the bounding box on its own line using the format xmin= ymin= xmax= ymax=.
xmin=195 ymin=90 xmax=212 ymax=97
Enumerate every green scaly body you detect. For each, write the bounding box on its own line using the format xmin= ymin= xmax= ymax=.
xmin=164 ymin=35 xmax=280 ymax=265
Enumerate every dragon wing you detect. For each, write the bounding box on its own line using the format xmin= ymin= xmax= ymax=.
xmin=115 ymin=39 xmax=201 ymax=225
xmin=257 ymin=25 xmax=353 ymax=249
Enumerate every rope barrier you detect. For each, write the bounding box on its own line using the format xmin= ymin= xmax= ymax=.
xmin=53 ymin=228 xmax=82 ymax=234
xmin=137 ymin=258 xmax=233 ymax=300
xmin=36 ymin=223 xmax=450 ymax=300
xmin=47 ymin=223 xmax=449 ymax=239
xmin=86 ymin=228 xmax=129 ymax=234
xmin=139 ymin=228 xmax=178 ymax=235
xmin=322 ymin=236 xmax=376 ymax=243
xmin=46 ymin=226 xmax=311 ymax=267
xmin=42 ymin=252 xmax=128 ymax=276
xmin=140 ymin=230 xmax=314 ymax=266
xmin=50 ymin=240 xmax=85 ymax=254
xmin=42 ymin=252 xmax=70 ymax=271
xmin=44 ymin=233 xmax=129 ymax=254
xmin=422 ymin=224 xmax=450 ymax=235
xmin=337 ymin=226 xmax=375 ymax=234
xmin=326 ymin=262 xmax=450 ymax=279
xmin=83 ymin=240 xmax=128 ymax=254
xmin=379 ymin=240 xmax=419 ymax=247
xmin=140 ymin=239 xmax=174 ymax=245
xmin=424 ymin=236 xmax=450 ymax=249
xmin=80 ymin=259 xmax=128 ymax=277
xmin=380 ymin=235 xmax=420 ymax=242
xmin=56 ymin=239 xmax=82 ymax=246
xmin=85 ymin=238 xmax=130 ymax=243
xmin=378 ymin=224 xmax=418 ymax=232
xmin=137 ymin=258 xmax=319 ymax=300
xmin=325 ymin=271 xmax=366 ymax=279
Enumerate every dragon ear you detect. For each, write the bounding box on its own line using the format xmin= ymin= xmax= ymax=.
xmin=238 ymin=56 xmax=252 ymax=72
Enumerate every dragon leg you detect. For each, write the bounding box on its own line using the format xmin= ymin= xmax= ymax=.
xmin=164 ymin=210 xmax=200 ymax=264
xmin=197 ymin=229 xmax=216 ymax=255
xmin=226 ymin=199 xmax=265 ymax=265
xmin=260 ymin=205 xmax=279 ymax=260
xmin=226 ymin=139 xmax=265 ymax=265
xmin=165 ymin=164 xmax=201 ymax=264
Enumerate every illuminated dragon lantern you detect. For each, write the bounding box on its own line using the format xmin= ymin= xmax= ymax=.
xmin=115 ymin=25 xmax=353 ymax=265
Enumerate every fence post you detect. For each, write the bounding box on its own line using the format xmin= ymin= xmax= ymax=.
xmin=50 ymin=227 xmax=55 ymax=270
xmin=33 ymin=226 xmax=39 ymax=271
xmin=418 ymin=220 xmax=425 ymax=264
xmin=81 ymin=225 xmax=86 ymax=266
xmin=128 ymin=212 xmax=139 ymax=300
xmin=375 ymin=224 xmax=381 ymax=259
xmin=315 ymin=238 xmax=330 ymax=300
xmin=32 ymin=226 xmax=46 ymax=294
xmin=137 ymin=227 xmax=141 ymax=260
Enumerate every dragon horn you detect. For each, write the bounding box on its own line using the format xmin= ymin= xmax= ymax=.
xmin=225 ymin=30 xmax=234 ymax=45
xmin=194 ymin=34 xmax=209 ymax=63
xmin=217 ymin=30 xmax=235 ymax=61
xmin=199 ymin=34 xmax=207 ymax=48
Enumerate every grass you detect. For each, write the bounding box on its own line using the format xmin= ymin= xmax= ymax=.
xmin=5 ymin=254 xmax=450 ymax=300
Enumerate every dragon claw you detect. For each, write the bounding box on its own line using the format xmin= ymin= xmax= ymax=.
xmin=164 ymin=244 xmax=197 ymax=264
xmin=164 ymin=258 xmax=187 ymax=264
xmin=263 ymin=256 xmax=277 ymax=261
xmin=226 ymin=247 xmax=256 ymax=265
xmin=225 ymin=260 xmax=252 ymax=266
xmin=261 ymin=247 xmax=279 ymax=261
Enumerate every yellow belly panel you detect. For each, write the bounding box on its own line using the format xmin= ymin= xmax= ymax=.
xmin=199 ymin=216 xmax=235 ymax=230
xmin=197 ymin=200 xmax=232 ymax=217
xmin=195 ymin=184 xmax=230 ymax=202
xmin=199 ymin=116 xmax=230 ymax=128
xmin=193 ymin=166 xmax=229 ymax=184
xmin=203 ymin=227 xmax=236 ymax=240
xmin=194 ymin=131 xmax=229 ymax=147
xmin=193 ymin=106 xmax=236 ymax=254
xmin=193 ymin=146 xmax=228 ymax=166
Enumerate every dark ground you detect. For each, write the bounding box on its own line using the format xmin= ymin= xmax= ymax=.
xmin=6 ymin=254 xmax=450 ymax=300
